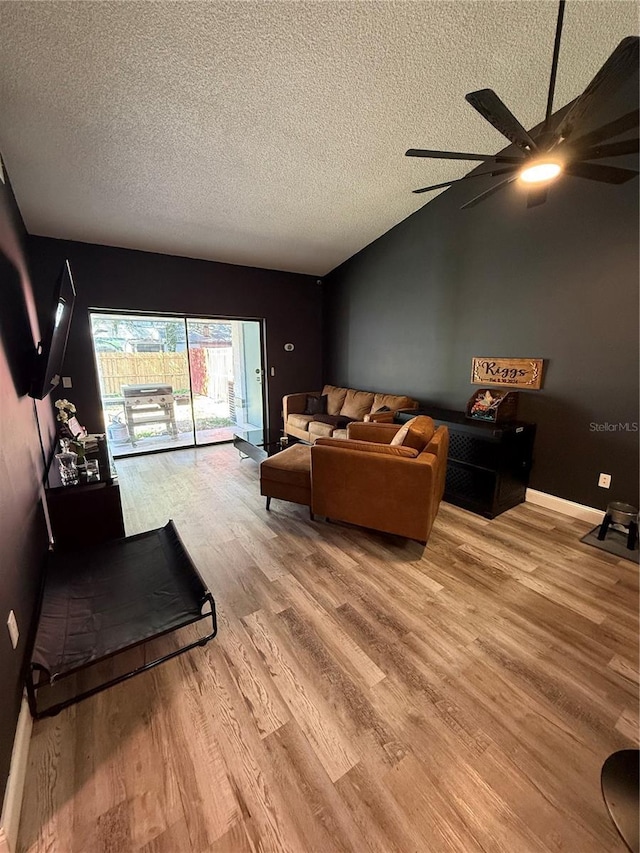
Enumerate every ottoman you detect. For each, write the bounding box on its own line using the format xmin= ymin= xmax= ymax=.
xmin=260 ymin=443 xmax=312 ymax=515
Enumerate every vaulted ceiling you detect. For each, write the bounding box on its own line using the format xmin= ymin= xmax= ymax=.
xmin=0 ymin=1 xmax=637 ymax=276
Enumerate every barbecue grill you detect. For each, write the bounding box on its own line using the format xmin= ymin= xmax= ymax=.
xmin=122 ymin=383 xmax=178 ymax=446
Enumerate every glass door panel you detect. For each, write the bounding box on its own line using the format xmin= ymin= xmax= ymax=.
xmin=187 ymin=318 xmax=264 ymax=445
xmin=90 ymin=313 xmax=195 ymax=457
xmin=91 ymin=312 xmax=266 ymax=455
xmin=237 ymin=320 xmax=264 ymax=431
xmin=186 ymin=319 xmax=235 ymax=444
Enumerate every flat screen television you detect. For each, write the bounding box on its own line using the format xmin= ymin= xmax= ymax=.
xmin=29 ymin=259 xmax=76 ymax=400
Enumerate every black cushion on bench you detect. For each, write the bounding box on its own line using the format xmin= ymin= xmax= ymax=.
xmin=31 ymin=522 xmax=208 ymax=679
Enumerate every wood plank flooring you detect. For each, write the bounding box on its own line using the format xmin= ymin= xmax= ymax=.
xmin=19 ymin=444 xmax=638 ymax=852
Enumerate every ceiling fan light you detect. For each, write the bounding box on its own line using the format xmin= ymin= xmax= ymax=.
xmin=520 ymin=162 xmax=563 ymax=184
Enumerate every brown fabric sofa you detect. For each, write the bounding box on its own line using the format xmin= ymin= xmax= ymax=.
xmin=284 ymin=385 xmax=418 ymax=443
xmin=310 ymin=419 xmax=449 ymax=544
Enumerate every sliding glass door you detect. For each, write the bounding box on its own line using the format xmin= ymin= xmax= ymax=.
xmin=90 ymin=312 xmax=264 ymax=457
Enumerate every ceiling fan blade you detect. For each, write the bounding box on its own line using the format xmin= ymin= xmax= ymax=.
xmin=461 ymin=175 xmax=519 ymax=209
xmin=564 ymin=161 xmax=639 ymax=184
xmin=542 ymin=0 xmax=566 ymax=130
xmin=412 ymin=166 xmax=518 ymax=194
xmin=465 ymin=89 xmax=538 ymax=153
xmin=527 ymin=187 xmax=548 ymax=208
xmin=405 ymin=148 xmax=522 ymax=163
xmin=568 ymin=109 xmax=639 ymax=150
xmin=579 ymin=138 xmax=640 ymax=160
xmin=559 ymin=37 xmax=640 ymax=140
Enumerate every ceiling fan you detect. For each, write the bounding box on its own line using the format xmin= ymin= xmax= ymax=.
xmin=406 ymin=0 xmax=639 ymax=208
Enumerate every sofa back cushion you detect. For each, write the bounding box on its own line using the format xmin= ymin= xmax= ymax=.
xmin=322 ymin=384 xmax=349 ymax=415
xmin=314 ymin=438 xmax=418 ymax=458
xmin=390 ymin=415 xmax=435 ymax=452
xmin=371 ymin=392 xmax=415 ymax=413
xmin=340 ymin=389 xmax=375 ymax=420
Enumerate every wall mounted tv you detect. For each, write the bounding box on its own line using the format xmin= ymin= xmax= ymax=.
xmin=29 ymin=259 xmax=76 ymax=400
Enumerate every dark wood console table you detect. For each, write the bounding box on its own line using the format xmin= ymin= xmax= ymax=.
xmin=45 ymin=437 xmax=126 ymax=548
xmin=397 ymin=407 xmax=536 ymax=518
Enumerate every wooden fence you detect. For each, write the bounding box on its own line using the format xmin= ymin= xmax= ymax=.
xmin=97 ymin=349 xmax=233 ymax=402
xmin=97 ymin=353 xmax=190 ymax=396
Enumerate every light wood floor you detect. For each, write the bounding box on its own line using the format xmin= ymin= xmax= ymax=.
xmin=19 ymin=445 xmax=638 ymax=853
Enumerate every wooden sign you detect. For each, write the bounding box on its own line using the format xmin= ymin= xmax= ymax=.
xmin=471 ymin=357 xmax=544 ymax=390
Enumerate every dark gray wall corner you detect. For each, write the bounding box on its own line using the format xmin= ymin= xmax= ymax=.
xmin=27 ymin=238 xmax=323 ymax=439
xmin=323 ymin=75 xmax=639 ymax=510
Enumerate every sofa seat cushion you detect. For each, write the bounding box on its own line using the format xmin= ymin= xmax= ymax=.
xmin=340 ymin=389 xmax=375 ymax=420
xmin=322 ymin=384 xmax=349 ymax=415
xmin=288 ymin=413 xmax=315 ymax=431
xmin=260 ymin=444 xmax=311 ymax=488
xmin=331 ymin=429 xmax=348 ymax=440
xmin=372 ymin=392 xmax=415 ymax=412
xmin=390 ymin=415 xmax=435 ymax=452
xmin=308 ymin=421 xmax=336 ymax=439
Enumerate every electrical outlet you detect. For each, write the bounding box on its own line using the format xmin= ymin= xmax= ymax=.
xmin=62 ymin=376 xmax=73 ymax=388
xmin=7 ymin=611 xmax=19 ymax=649
xmin=598 ymin=473 xmax=611 ymax=489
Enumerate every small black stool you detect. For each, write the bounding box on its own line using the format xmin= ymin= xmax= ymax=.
xmin=598 ymin=502 xmax=638 ymax=551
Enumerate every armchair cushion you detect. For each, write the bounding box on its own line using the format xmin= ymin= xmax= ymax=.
xmin=390 ymin=415 xmax=435 ymax=452
xmin=347 ymin=421 xmax=401 ymax=443
xmin=322 ymin=385 xmax=349 ymax=415
xmin=308 ymin=421 xmax=335 ymax=439
xmin=340 ymin=389 xmax=375 ymax=420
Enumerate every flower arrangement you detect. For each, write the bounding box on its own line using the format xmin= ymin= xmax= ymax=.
xmin=54 ymin=399 xmax=86 ymax=460
xmin=54 ymin=398 xmax=77 ymax=426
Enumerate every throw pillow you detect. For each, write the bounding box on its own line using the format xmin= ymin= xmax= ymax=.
xmin=390 ymin=415 xmax=435 ymax=452
xmin=304 ymin=394 xmax=327 ymax=415
xmin=374 ymin=405 xmax=391 ymax=413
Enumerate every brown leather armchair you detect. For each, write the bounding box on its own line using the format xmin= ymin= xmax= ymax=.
xmin=310 ymin=420 xmax=449 ymax=545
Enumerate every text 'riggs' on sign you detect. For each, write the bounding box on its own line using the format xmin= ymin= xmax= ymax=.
xmin=471 ymin=357 xmax=544 ymax=390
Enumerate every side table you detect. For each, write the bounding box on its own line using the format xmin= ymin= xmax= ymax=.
xmin=45 ymin=438 xmax=126 ymax=548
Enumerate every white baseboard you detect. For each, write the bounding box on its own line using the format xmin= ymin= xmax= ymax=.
xmin=0 ymin=697 xmax=32 ymax=853
xmin=526 ymin=488 xmax=603 ymax=526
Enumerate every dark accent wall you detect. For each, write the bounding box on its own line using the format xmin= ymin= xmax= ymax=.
xmin=27 ymin=238 xmax=323 ymax=441
xmin=0 ymin=166 xmax=49 ymax=804
xmin=324 ymin=75 xmax=639 ymax=510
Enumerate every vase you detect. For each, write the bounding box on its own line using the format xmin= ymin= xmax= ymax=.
xmin=55 ymin=451 xmax=79 ymax=486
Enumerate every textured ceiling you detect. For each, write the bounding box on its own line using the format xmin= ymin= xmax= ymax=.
xmin=0 ymin=1 xmax=637 ymax=276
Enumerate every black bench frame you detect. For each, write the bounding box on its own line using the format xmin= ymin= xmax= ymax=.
xmin=26 ymin=521 xmax=217 ymax=719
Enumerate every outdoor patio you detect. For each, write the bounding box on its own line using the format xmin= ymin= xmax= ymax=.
xmin=104 ymin=396 xmax=244 ymax=456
